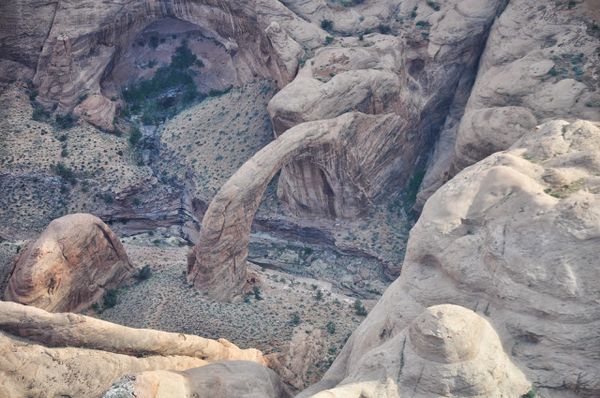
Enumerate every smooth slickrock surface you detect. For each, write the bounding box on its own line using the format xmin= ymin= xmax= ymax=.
xmin=305 ymin=119 xmax=600 ymax=398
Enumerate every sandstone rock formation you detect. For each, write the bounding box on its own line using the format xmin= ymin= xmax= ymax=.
xmin=269 ymin=0 xmax=508 ymax=218
xmin=0 ymin=330 xmax=204 ymax=398
xmin=418 ymin=0 xmax=600 ymax=207
xmin=307 ymin=119 xmax=600 ymax=397
xmin=103 ymin=361 xmax=291 ymax=398
xmin=302 ymin=304 xmax=530 ymax=398
xmin=0 ymin=0 xmax=324 ymax=129
xmin=0 ymin=300 xmax=267 ymax=398
xmin=188 ymin=112 xmax=410 ymax=299
xmin=268 ymin=326 xmax=327 ymax=390
xmin=5 ymin=213 xmax=134 ymax=312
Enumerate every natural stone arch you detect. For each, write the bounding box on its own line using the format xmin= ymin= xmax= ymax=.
xmin=187 ymin=111 xmax=410 ymax=300
xmin=29 ymin=0 xmax=324 ymax=129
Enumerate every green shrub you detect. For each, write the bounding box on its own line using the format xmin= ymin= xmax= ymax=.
xmin=290 ymin=312 xmax=301 ymax=325
xmin=426 ymin=0 xmax=440 ymax=11
xmin=416 ymin=20 xmax=431 ymax=29
xmin=171 ymin=41 xmax=202 ymax=69
xmin=122 ymin=41 xmax=202 ymax=125
xmin=522 ymin=388 xmax=536 ymax=398
xmin=55 ymin=113 xmax=78 ymax=129
xmin=253 ymin=286 xmax=263 ymax=300
xmin=315 ymin=289 xmax=324 ymax=301
xmin=101 ymin=192 xmax=114 ymax=204
xmin=321 ymin=19 xmax=333 ymax=31
xmin=32 ymin=103 xmax=51 ymax=122
xmin=354 ymin=299 xmax=368 ymax=316
xmin=326 ymin=321 xmax=336 ymax=334
xmin=54 ymin=162 xmax=76 ymax=185
xmin=103 ymin=289 xmax=118 ymax=308
xmin=324 ymin=36 xmax=334 ymax=45
xmin=129 ymin=126 xmax=142 ymax=146
xmin=149 ymin=36 xmax=159 ymax=49
xmin=378 ymin=24 xmax=391 ymax=34
xmin=136 ymin=265 xmax=152 ymax=281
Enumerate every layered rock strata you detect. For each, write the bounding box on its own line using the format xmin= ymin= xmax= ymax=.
xmin=5 ymin=213 xmax=134 ymax=312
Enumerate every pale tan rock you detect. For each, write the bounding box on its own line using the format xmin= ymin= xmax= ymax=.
xmin=419 ymin=0 xmax=600 ymax=206
xmin=5 ymin=213 xmax=134 ymax=312
xmin=74 ymin=94 xmax=117 ymax=132
xmin=304 ymin=305 xmax=530 ymax=398
xmin=268 ymin=326 xmax=326 ymax=390
xmin=103 ymin=361 xmax=292 ymax=398
xmin=308 ymin=119 xmax=600 ymax=397
xmin=265 ymin=22 xmax=305 ymax=84
xmin=0 ymin=300 xmax=266 ymax=364
xmin=0 ymin=300 xmax=267 ymax=398
xmin=0 ymin=330 xmax=205 ymax=398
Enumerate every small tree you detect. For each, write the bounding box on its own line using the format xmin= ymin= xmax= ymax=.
xmin=290 ymin=312 xmax=301 ymax=326
xmin=320 ymin=19 xmax=333 ymax=31
xmin=315 ymin=289 xmax=324 ymax=301
xmin=253 ymin=286 xmax=263 ymax=300
xmin=326 ymin=321 xmax=336 ymax=335
xmin=103 ymin=289 xmax=118 ymax=309
xmin=354 ymin=299 xmax=368 ymax=316
xmin=135 ymin=265 xmax=152 ymax=281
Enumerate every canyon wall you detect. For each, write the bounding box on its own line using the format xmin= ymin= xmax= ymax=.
xmin=418 ymin=0 xmax=600 ymax=207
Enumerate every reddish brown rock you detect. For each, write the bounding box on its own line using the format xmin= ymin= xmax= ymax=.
xmin=5 ymin=213 xmax=134 ymax=312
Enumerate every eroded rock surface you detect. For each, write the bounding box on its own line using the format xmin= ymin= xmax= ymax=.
xmin=5 ymin=213 xmax=134 ymax=312
xmin=418 ymin=0 xmax=600 ymax=207
xmin=303 ymin=304 xmax=530 ymax=398
xmin=308 ymin=119 xmax=600 ymax=397
xmin=269 ymin=0 xmax=508 ymax=218
xmin=0 ymin=0 xmax=324 ymax=129
xmin=0 ymin=300 xmax=267 ymax=398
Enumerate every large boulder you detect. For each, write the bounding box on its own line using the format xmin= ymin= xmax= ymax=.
xmin=306 ymin=119 xmax=600 ymax=397
xmin=5 ymin=213 xmax=134 ymax=312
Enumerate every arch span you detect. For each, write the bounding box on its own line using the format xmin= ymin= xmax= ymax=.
xmin=187 ymin=112 xmax=409 ymax=300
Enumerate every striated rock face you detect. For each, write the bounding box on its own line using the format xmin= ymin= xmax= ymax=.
xmin=0 ymin=301 xmax=267 ymax=398
xmin=0 ymin=0 xmax=324 ymax=130
xmin=307 ymin=119 xmax=600 ymax=397
xmin=302 ymin=304 xmax=529 ymax=398
xmin=268 ymin=0 xmax=508 ymax=219
xmin=188 ymin=112 xmax=409 ymax=299
xmin=103 ymin=361 xmax=291 ymax=398
xmin=418 ymin=0 xmax=600 ymax=207
xmin=5 ymin=213 xmax=134 ymax=312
